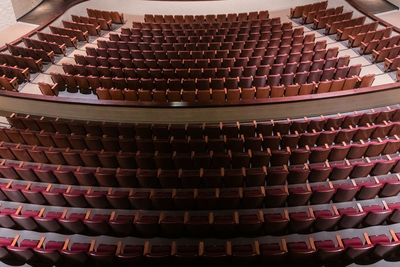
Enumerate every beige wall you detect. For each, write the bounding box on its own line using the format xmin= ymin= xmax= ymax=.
xmin=387 ymin=0 xmax=400 ymax=8
xmin=11 ymin=0 xmax=43 ymax=19
xmin=0 ymin=0 xmax=16 ymax=30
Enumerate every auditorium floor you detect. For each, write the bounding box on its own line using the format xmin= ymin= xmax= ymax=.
xmin=376 ymin=10 xmax=400 ymax=28
xmin=0 ymin=22 xmax=38 ymax=47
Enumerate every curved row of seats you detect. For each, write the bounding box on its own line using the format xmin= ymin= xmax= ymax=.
xmin=2 ymin=223 xmax=400 ymax=265
xmin=10 ymin=107 xmax=399 ymax=136
xmin=0 ymin=149 xmax=398 ymax=187
xmin=3 ymin=114 xmax=398 ymax=149
xmin=144 ymin=10 xmax=269 ymax=24
xmin=0 ymin=135 xmax=399 ymax=171
xmin=0 ymin=169 xmax=398 ymax=208
xmin=1 ymin=194 xmax=400 ymax=236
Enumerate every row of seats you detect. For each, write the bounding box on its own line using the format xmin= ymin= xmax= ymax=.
xmin=360 ymin=34 xmax=400 ymax=55
xmin=58 ymin=62 xmax=360 ymax=86
xmin=2 ymin=222 xmax=400 ymax=265
xmin=74 ymin=49 xmax=338 ymax=69
xmin=313 ymin=11 xmax=353 ymax=30
xmin=132 ymin=17 xmax=287 ymax=30
xmin=372 ymin=45 xmax=400 ymax=63
xmin=290 ymin=1 xmax=328 ymax=19
xmin=86 ymin=8 xmax=124 ymax=24
xmin=114 ymin=29 xmax=300 ymax=44
xmin=64 ymin=54 xmax=345 ymax=78
xmin=23 ymin=37 xmax=66 ymax=55
xmin=1 ymin=195 xmax=400 ymax=236
xmin=301 ymin=6 xmax=343 ymax=24
xmin=336 ymin=20 xmax=377 ymax=41
xmin=62 ymin=20 xmax=101 ymax=37
xmin=0 ymin=53 xmax=42 ymax=74
xmin=92 ymin=76 xmax=373 ymax=102
xmin=8 ymin=107 xmax=399 ymax=137
xmin=144 ymin=11 xmax=269 ymax=24
xmin=0 ymin=222 xmax=400 ymax=266
xmin=4 ymin=112 xmax=398 ymax=151
xmin=325 ymin=16 xmax=366 ymax=36
xmin=0 ymin=149 xmax=398 ymax=186
xmin=37 ymin=31 xmax=78 ymax=48
xmin=69 ymin=53 xmax=346 ymax=75
xmin=347 ymin=27 xmax=392 ymax=48
xmin=0 ymin=169 xmax=398 ymax=208
xmin=122 ymin=25 xmax=294 ymax=40
xmin=119 ymin=26 xmax=295 ymax=40
xmin=140 ymin=17 xmax=279 ymax=30
xmin=95 ymin=38 xmax=323 ymax=55
xmin=0 ymin=134 xmax=399 ymax=170
xmin=0 ymin=64 xmax=29 ymax=84
xmin=71 ymin=14 xmax=112 ymax=31
xmin=102 ymin=37 xmax=319 ymax=56
xmin=74 ymin=49 xmax=342 ymax=68
xmin=52 ymin=75 xmax=372 ymax=100
xmin=6 ymin=43 xmax=55 ymax=64
xmin=49 ymin=25 xmax=88 ymax=43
